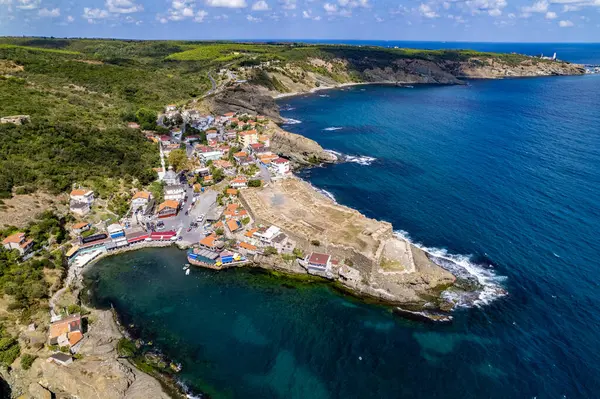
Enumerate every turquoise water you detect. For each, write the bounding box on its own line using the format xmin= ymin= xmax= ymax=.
xmin=86 ymin=45 xmax=600 ymax=397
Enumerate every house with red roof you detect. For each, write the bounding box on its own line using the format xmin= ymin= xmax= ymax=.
xmin=2 ymin=232 xmax=34 ymax=256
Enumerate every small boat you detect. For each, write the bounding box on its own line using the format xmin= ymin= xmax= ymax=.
xmin=185 ymin=269 xmax=190 ymax=275
xmin=183 ymin=264 xmax=190 ymax=270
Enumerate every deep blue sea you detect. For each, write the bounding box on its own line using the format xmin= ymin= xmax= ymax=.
xmin=86 ymin=43 xmax=600 ymax=399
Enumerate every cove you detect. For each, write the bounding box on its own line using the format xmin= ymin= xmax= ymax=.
xmin=85 ymin=247 xmax=506 ymax=399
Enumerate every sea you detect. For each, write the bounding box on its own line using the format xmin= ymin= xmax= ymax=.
xmin=85 ymin=43 xmax=600 ymax=398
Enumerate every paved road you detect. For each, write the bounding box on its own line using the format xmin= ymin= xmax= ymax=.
xmin=159 ymin=187 xmax=218 ymax=244
xmin=203 ymin=71 xmax=217 ymax=98
xmin=259 ymin=164 xmax=272 ymax=184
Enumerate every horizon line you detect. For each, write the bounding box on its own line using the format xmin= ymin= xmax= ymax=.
xmin=1 ymin=35 xmax=600 ymax=45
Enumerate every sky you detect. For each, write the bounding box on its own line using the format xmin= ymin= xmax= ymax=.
xmin=0 ymin=0 xmax=598 ymax=42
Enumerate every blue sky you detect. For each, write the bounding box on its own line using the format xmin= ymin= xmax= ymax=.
xmin=0 ymin=0 xmax=598 ymax=42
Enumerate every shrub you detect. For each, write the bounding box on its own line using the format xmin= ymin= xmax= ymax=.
xmin=311 ymin=240 xmax=320 ymax=246
xmin=248 ymin=179 xmax=262 ymax=188
xmin=263 ymin=246 xmax=278 ymax=256
xmin=20 ymin=353 xmax=37 ymax=370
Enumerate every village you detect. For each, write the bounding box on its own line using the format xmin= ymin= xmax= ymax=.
xmin=1 ymin=105 xmax=351 ymax=368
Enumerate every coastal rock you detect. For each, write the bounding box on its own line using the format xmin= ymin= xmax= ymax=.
xmin=12 ymin=310 xmax=171 ymax=399
xmin=206 ymin=83 xmax=283 ymax=123
xmin=263 ymin=122 xmax=338 ymax=166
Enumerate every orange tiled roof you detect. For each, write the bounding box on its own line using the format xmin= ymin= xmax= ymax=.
xmin=226 ymin=188 xmax=238 ymax=196
xmin=231 ymin=176 xmax=247 ymax=184
xmin=70 ymin=189 xmax=91 ymax=197
xmin=233 ymin=151 xmax=248 ymax=158
xmin=239 ymin=130 xmax=257 ymax=136
xmin=225 ymin=204 xmax=239 ymax=213
xmin=72 ymin=222 xmax=89 ymax=230
xmin=68 ymin=331 xmax=83 ymax=346
xmin=158 ymin=200 xmax=179 ymax=212
xmin=244 ymin=228 xmax=258 ymax=238
xmin=132 ymin=191 xmax=151 ymax=200
xmin=227 ymin=219 xmax=241 ymax=232
xmin=199 ymin=234 xmax=217 ymax=248
xmin=2 ymin=232 xmax=25 ymax=245
xmin=240 ymin=242 xmax=257 ymax=251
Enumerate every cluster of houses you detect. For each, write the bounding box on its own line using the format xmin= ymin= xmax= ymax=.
xmin=187 ymin=189 xmax=335 ymax=277
xmin=46 ymin=313 xmax=84 ymax=366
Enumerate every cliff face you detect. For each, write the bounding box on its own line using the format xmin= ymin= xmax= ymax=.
xmin=206 ymin=83 xmax=283 ymax=123
xmin=263 ymin=55 xmax=584 ymax=95
xmin=262 ymin=121 xmax=338 ymax=166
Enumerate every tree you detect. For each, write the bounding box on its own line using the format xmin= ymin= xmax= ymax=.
xmin=168 ymin=149 xmax=188 ymax=172
xmin=135 ymin=108 xmax=158 ymax=130
xmin=293 ymin=247 xmax=304 ymax=258
xmin=311 ymin=240 xmax=320 ymax=246
xmin=148 ymin=181 xmax=165 ymax=203
xmin=215 ymin=228 xmax=224 ymax=236
xmin=248 ymin=179 xmax=262 ymax=188
xmin=264 ymin=246 xmax=278 ymax=256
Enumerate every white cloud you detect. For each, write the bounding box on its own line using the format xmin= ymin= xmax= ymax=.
xmin=375 ymin=16 xmax=383 ymax=22
xmin=562 ymin=4 xmax=580 ymax=10
xmin=194 ymin=9 xmax=208 ymax=21
xmin=521 ymin=0 xmax=549 ymax=13
xmin=545 ymin=10 xmax=557 ymax=18
xmin=83 ymin=7 xmax=110 ymax=23
xmin=324 ymin=2 xmax=337 ymax=13
xmin=205 ymin=0 xmax=247 ymax=8
xmin=106 ymin=0 xmax=143 ymax=14
xmin=16 ymin=0 xmax=40 ymax=10
xmin=418 ymin=3 xmax=439 ymax=18
xmin=38 ymin=7 xmax=60 ymax=17
xmin=558 ymin=19 xmax=573 ymax=26
xmin=302 ymin=9 xmax=321 ymax=20
xmin=66 ymin=15 xmax=74 ymax=22
xmin=338 ymin=0 xmax=370 ymax=7
xmin=246 ymin=13 xmax=261 ymax=21
xmin=280 ymin=0 xmax=296 ymax=9
xmin=252 ymin=0 xmax=269 ymax=10
xmin=443 ymin=1 xmax=451 ymax=9
xmin=164 ymin=0 xmax=196 ymax=21
xmin=465 ymin=0 xmax=507 ymax=16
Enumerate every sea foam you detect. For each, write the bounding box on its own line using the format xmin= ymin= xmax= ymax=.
xmin=394 ymin=230 xmax=507 ymax=308
xmin=323 ymin=150 xmax=377 ymax=166
xmin=323 ymin=127 xmax=343 ymax=131
xmin=283 ymin=118 xmax=302 ymax=125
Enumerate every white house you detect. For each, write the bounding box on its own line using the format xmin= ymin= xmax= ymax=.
xmin=230 ymin=176 xmax=248 ymax=189
xmin=131 ymin=191 xmax=152 ymax=209
xmin=2 ymin=232 xmax=33 ymax=256
xmin=164 ymin=185 xmax=185 ymax=201
xmin=69 ymin=202 xmax=91 ymax=216
xmin=306 ymin=252 xmax=332 ymax=273
xmin=255 ymin=226 xmax=281 ymax=246
xmin=70 ymin=189 xmax=94 ymax=205
xmin=200 ymin=151 xmax=223 ymax=162
xmin=163 ymin=166 xmax=180 ymax=186
xmin=271 ymin=158 xmax=291 ymax=176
